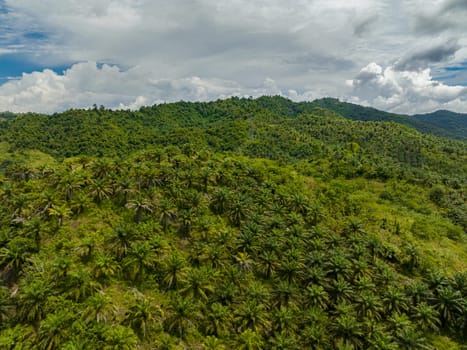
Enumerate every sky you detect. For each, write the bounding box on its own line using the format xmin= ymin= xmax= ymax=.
xmin=0 ymin=0 xmax=466 ymax=114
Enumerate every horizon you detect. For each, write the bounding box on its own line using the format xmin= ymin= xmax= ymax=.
xmin=1 ymin=95 xmax=466 ymax=117
xmin=0 ymin=0 xmax=466 ymax=114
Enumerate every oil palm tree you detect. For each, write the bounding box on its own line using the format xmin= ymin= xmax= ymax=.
xmin=332 ymin=314 xmax=364 ymax=349
xmin=272 ymin=306 xmax=296 ymax=335
xmin=165 ymin=294 xmax=199 ymax=339
xmin=356 ymin=291 xmax=383 ymax=321
xmin=304 ymin=284 xmax=329 ymax=310
xmin=82 ymin=291 xmax=117 ymax=324
xmin=411 ymin=302 xmax=440 ymax=332
xmin=55 ymin=171 xmax=84 ymax=201
xmin=181 ymin=266 xmax=215 ymax=301
xmin=124 ymin=293 xmax=164 ymax=340
xmin=204 ymin=302 xmax=232 ymax=337
xmin=123 ymin=241 xmax=158 ymax=282
xmin=256 ymin=250 xmax=278 ymax=280
xmin=0 ymin=237 xmax=35 ymax=282
xmin=178 ymin=208 xmax=195 ymax=237
xmin=235 ymin=299 xmax=270 ymax=334
xmin=229 ymin=195 xmax=249 ymax=227
xmin=65 ymin=268 xmax=101 ymax=302
xmin=125 ymin=197 xmax=153 ymax=223
xmin=395 ymin=328 xmax=429 ymax=350
xmin=87 ymin=178 xmax=112 ymax=204
xmin=405 ymin=280 xmax=431 ymax=307
xmin=0 ymin=286 xmax=12 ymax=324
xmin=37 ymin=310 xmax=72 ymax=350
xmin=382 ymin=286 xmax=409 ymax=316
xmin=432 ymin=286 xmax=464 ymax=328
xmin=330 ymin=276 xmax=354 ymax=304
xmin=47 ymin=204 xmax=72 ymax=228
xmin=93 ymin=253 xmax=121 ymax=282
xmin=106 ymin=223 xmax=140 ymax=260
xmin=203 ymin=336 xmax=226 ymax=350
xmin=272 ymin=280 xmax=298 ymax=308
xmin=235 ymin=329 xmax=264 ymax=350
xmin=100 ymin=324 xmax=138 ymax=350
xmin=452 ymin=271 xmax=467 ymax=296
xmin=16 ymin=279 xmax=51 ymax=329
xmin=159 ymin=198 xmax=177 ymax=232
xmin=302 ymin=321 xmax=331 ymax=350
xmin=269 ymin=332 xmax=300 ymax=350
xmin=162 ymin=253 xmax=188 ymax=290
xmin=277 ymin=257 xmax=304 ymax=284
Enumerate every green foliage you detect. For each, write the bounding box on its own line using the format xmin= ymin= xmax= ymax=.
xmin=314 ymin=97 xmax=467 ymax=140
xmin=0 ymin=97 xmax=465 ymax=348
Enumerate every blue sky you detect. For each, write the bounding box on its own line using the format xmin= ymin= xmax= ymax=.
xmin=0 ymin=0 xmax=466 ymax=114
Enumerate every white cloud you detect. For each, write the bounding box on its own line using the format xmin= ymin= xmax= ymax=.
xmin=0 ymin=48 xmax=16 ymax=55
xmin=0 ymin=62 xmax=306 ymax=113
xmin=2 ymin=60 xmax=466 ymax=114
xmin=348 ymin=62 xmax=467 ymax=113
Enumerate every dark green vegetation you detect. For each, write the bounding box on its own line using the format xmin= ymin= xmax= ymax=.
xmin=313 ymin=98 xmax=467 ymax=141
xmin=412 ymin=110 xmax=467 ymax=141
xmin=0 ymin=96 xmax=466 ymax=349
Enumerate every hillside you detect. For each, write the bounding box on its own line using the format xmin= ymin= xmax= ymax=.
xmin=0 ymin=97 xmax=466 ymax=349
xmin=312 ymin=98 xmax=467 ymax=141
xmin=413 ymin=110 xmax=467 ymax=140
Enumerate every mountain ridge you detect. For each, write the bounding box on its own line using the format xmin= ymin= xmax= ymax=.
xmin=2 ymin=96 xmax=466 ymax=140
xmin=310 ymin=98 xmax=467 ymax=140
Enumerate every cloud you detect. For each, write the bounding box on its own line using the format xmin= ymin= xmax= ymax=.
xmin=441 ymin=0 xmax=467 ymax=13
xmin=2 ymin=0 xmax=391 ymax=77
xmin=395 ymin=39 xmax=461 ymax=71
xmin=348 ymin=62 xmax=467 ymax=113
xmin=2 ymin=59 xmax=467 ymax=115
xmin=0 ymin=48 xmax=16 ymax=55
xmin=353 ymin=15 xmax=379 ymax=37
xmin=414 ymin=0 xmax=467 ymax=34
xmin=0 ymin=62 xmax=303 ymax=113
xmin=0 ymin=0 xmax=466 ymax=113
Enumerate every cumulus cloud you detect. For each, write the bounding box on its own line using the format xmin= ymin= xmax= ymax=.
xmin=348 ymin=62 xmax=467 ymax=113
xmin=0 ymin=62 xmax=305 ymax=113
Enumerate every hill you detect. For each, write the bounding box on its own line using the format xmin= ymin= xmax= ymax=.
xmin=413 ymin=110 xmax=467 ymax=140
xmin=312 ymin=98 xmax=467 ymax=140
xmin=0 ymin=96 xmax=466 ymax=349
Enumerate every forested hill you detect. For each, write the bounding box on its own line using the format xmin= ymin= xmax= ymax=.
xmin=312 ymin=98 xmax=467 ymax=140
xmin=412 ymin=110 xmax=467 ymax=140
xmin=0 ymin=96 xmax=466 ymax=349
xmin=2 ymin=96 xmax=467 ymax=141
xmin=1 ymin=96 xmax=466 ymax=183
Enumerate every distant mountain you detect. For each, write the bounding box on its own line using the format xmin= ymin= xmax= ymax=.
xmin=0 ymin=111 xmax=17 ymax=121
xmin=1 ymin=96 xmax=466 ymax=140
xmin=311 ymin=98 xmax=467 ymax=140
xmin=413 ymin=110 xmax=467 ymax=140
